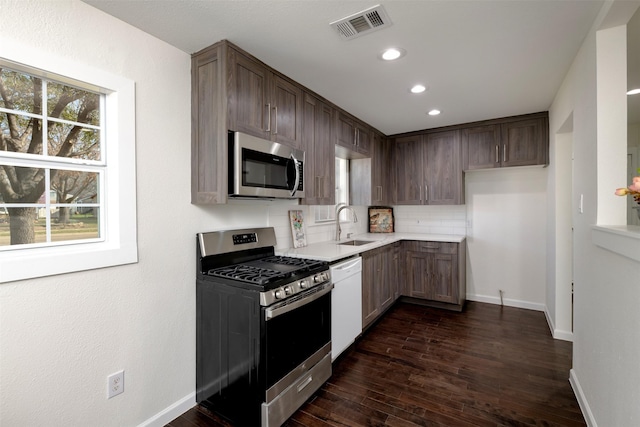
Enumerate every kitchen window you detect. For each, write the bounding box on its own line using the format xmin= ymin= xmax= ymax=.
xmin=313 ymin=157 xmax=349 ymax=222
xmin=0 ymin=46 xmax=137 ymax=283
xmin=0 ymin=65 xmax=104 ymax=248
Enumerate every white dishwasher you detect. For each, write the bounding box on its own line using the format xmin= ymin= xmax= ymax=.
xmin=330 ymin=256 xmax=362 ymax=361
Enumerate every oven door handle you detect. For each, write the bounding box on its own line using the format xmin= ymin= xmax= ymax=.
xmin=265 ymin=283 xmax=333 ymax=321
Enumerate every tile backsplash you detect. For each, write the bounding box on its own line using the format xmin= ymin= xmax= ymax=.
xmin=392 ymin=205 xmax=467 ymax=235
xmin=267 ymin=204 xmax=466 ymax=250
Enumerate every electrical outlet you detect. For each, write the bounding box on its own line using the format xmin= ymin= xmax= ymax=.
xmin=107 ymin=370 xmax=124 ymax=399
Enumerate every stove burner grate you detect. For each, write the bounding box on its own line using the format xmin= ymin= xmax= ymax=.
xmin=208 ymin=265 xmax=282 ymax=285
xmin=261 ymin=256 xmax=322 ymax=268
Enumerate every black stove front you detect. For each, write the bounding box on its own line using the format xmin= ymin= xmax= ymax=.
xmin=196 ymin=227 xmax=332 ymax=427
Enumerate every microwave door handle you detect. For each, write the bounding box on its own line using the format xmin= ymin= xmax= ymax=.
xmin=289 ymin=154 xmax=301 ymax=197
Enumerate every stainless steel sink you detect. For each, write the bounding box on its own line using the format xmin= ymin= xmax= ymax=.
xmin=338 ymin=240 xmax=373 ymax=246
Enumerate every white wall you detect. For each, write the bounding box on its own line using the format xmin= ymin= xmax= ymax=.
xmin=464 ymin=167 xmax=548 ymax=310
xmin=0 ymin=1 xmax=200 ymax=425
xmin=549 ymin=1 xmax=640 ymax=425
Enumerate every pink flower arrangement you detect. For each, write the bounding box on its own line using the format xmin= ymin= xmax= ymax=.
xmin=615 ymin=176 xmax=640 ymax=205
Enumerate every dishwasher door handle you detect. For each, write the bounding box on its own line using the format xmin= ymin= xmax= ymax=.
xmin=332 ymin=258 xmax=361 ymax=271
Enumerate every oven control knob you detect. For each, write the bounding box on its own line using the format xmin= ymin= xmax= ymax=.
xmin=275 ymin=288 xmax=286 ymax=299
xmin=284 ymin=285 xmax=293 ymax=295
xmin=299 ymin=279 xmax=309 ymax=289
xmin=313 ymin=273 xmax=327 ymax=283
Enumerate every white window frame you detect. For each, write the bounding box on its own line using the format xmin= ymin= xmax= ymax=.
xmin=312 ymin=157 xmax=350 ymax=223
xmin=0 ymin=39 xmax=137 ymax=283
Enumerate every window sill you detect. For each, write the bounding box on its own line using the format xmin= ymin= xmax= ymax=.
xmin=592 ymin=225 xmax=640 ymax=263
xmin=0 ymin=241 xmax=138 ymax=283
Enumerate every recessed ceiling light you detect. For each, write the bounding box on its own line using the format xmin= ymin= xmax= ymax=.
xmin=379 ymin=47 xmax=406 ymax=61
xmin=428 ymin=109 xmax=441 ymax=116
xmin=627 ymin=88 xmax=640 ymax=95
xmin=411 ymin=84 xmax=426 ymax=94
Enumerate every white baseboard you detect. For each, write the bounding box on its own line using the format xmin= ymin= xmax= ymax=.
xmin=544 ymin=306 xmax=573 ymax=342
xmin=137 ymin=392 xmax=196 ymax=427
xmin=467 ymin=293 xmax=546 ymax=312
xmin=466 ymin=294 xmax=575 ymax=342
xmin=570 ymin=369 xmax=597 ymax=427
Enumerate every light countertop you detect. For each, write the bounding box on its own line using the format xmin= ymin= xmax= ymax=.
xmin=277 ymin=232 xmax=466 ymax=262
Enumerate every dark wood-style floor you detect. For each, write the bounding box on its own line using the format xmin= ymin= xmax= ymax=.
xmin=168 ymin=301 xmax=585 ymax=427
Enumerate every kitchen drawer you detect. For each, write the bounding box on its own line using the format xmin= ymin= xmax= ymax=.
xmin=403 ymin=241 xmax=458 ymax=254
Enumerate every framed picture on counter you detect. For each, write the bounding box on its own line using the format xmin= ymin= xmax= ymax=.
xmin=368 ymin=206 xmax=394 ymax=233
xmin=289 ymin=210 xmax=307 ymax=248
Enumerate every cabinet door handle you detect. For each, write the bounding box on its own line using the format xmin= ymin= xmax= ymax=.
xmin=265 ymin=103 xmax=271 ymax=132
xmin=274 ymin=106 xmax=278 ymax=135
xmin=495 ymin=145 xmax=499 ymax=163
xmin=425 ymin=185 xmax=429 ymax=202
xmin=503 ymin=144 xmax=507 ymax=162
xmin=317 ymin=176 xmax=323 ymax=198
xmin=353 ymin=128 xmax=358 ymax=146
xmin=419 ymin=185 xmax=422 ymax=202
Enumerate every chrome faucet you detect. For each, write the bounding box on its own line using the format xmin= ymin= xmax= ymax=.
xmin=335 ymin=204 xmax=358 ymax=241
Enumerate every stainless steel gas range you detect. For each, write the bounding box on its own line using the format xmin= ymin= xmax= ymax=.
xmin=196 ymin=227 xmax=332 ymax=427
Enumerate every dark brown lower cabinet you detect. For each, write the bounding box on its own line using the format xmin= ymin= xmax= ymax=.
xmin=362 ymin=240 xmax=465 ymax=329
xmin=361 ymin=243 xmax=399 ymax=329
xmin=402 ymin=240 xmax=466 ymax=311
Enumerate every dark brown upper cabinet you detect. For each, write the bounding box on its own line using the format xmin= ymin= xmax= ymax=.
xmin=336 ymin=110 xmax=371 ymax=157
xmin=425 ymin=131 xmax=463 ymax=205
xmin=501 ymin=117 xmax=547 ymax=167
xmin=394 ymin=130 xmax=464 ymax=205
xmin=300 ymin=92 xmax=335 ymax=205
xmin=192 ymin=40 xmax=549 ymax=206
xmin=350 ymin=130 xmax=394 ymax=206
xmin=371 ymin=131 xmax=394 ymax=204
xmin=462 ymin=113 xmax=548 ymax=171
xmin=227 ymin=48 xmax=303 ymax=149
xmin=191 ymin=43 xmax=226 ymax=204
xmin=192 ymin=40 xmax=307 ymax=204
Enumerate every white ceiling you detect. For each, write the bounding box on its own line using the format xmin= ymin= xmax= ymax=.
xmin=83 ymin=0 xmax=609 ymax=136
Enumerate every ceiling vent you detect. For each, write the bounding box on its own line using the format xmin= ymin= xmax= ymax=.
xmin=330 ymin=5 xmax=392 ymax=40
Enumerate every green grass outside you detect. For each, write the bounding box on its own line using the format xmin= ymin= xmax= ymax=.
xmin=0 ymin=213 xmax=99 ymax=237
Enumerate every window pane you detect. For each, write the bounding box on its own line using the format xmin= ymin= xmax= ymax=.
xmin=0 ymin=164 xmax=46 ymax=203
xmin=1 ymin=112 xmax=44 ymax=155
xmin=47 ymin=82 xmax=100 ymax=126
xmin=0 ymin=206 xmax=42 ymax=247
xmin=0 ymin=68 xmax=42 ymax=114
xmin=314 ymin=205 xmax=335 ymax=222
xmin=51 ymin=207 xmax=99 ymax=242
xmin=48 ymin=123 xmax=101 ymax=161
xmin=0 ymin=164 xmax=46 ymax=247
xmin=51 ymin=169 xmax=99 ymax=204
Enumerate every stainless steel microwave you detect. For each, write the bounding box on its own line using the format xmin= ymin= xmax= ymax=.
xmin=228 ymin=131 xmax=305 ymax=199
